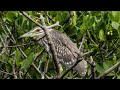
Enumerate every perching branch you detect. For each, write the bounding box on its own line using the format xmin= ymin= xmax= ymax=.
xmin=20 ymin=11 xmax=61 ymax=79
xmin=97 ymin=61 xmax=120 ymax=79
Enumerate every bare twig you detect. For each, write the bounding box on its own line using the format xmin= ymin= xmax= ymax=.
xmin=89 ymin=56 xmax=96 ymax=79
xmin=83 ymin=51 xmax=93 ymax=56
xmin=0 ymin=35 xmax=5 ymax=46
xmin=0 ymin=43 xmax=32 ymax=48
xmin=60 ymin=58 xmax=83 ymax=79
xmin=0 ymin=70 xmax=13 ymax=76
xmin=32 ymin=63 xmax=45 ymax=79
xmin=79 ymin=34 xmax=86 ymax=51
xmin=13 ymin=58 xmax=18 ymax=79
xmin=20 ymin=11 xmax=61 ymax=79
xmin=4 ymin=24 xmax=16 ymax=43
xmin=97 ymin=61 xmax=120 ymax=79
xmin=105 ymin=43 xmax=120 ymax=58
xmin=47 ymin=21 xmax=60 ymax=28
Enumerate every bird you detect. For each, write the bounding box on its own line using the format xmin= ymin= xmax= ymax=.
xmin=20 ymin=26 xmax=87 ymax=76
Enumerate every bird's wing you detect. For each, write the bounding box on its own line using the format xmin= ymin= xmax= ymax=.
xmin=50 ymin=30 xmax=80 ymax=59
xmin=50 ymin=30 xmax=87 ymax=76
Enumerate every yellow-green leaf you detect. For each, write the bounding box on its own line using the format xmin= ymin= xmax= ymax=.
xmin=20 ymin=52 xmax=34 ymax=70
xmin=112 ymin=21 xmax=119 ymax=30
xmin=99 ymin=29 xmax=105 ymax=41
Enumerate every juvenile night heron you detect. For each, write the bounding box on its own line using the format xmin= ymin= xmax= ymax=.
xmin=20 ymin=26 xmax=87 ymax=76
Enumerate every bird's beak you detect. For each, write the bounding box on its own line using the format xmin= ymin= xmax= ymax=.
xmin=19 ymin=32 xmax=32 ymax=38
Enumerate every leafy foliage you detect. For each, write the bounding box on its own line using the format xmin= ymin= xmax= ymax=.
xmin=0 ymin=11 xmax=120 ymax=79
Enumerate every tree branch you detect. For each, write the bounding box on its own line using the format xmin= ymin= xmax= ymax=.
xmin=97 ymin=61 xmax=120 ymax=79
xmin=20 ymin=11 xmax=61 ymax=79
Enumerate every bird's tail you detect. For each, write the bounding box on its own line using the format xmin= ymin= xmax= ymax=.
xmin=75 ymin=60 xmax=87 ymax=76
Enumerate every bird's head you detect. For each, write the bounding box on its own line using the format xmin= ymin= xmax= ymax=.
xmin=19 ymin=26 xmax=45 ymax=40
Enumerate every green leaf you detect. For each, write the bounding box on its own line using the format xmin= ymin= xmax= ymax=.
xmin=112 ymin=11 xmax=117 ymax=17
xmin=6 ymin=11 xmax=17 ymax=22
xmin=71 ymin=11 xmax=77 ymax=26
xmin=15 ymin=49 xmax=21 ymax=67
xmin=103 ymin=61 xmax=110 ymax=70
xmin=112 ymin=11 xmax=120 ymax=22
xmin=117 ymin=75 xmax=120 ymax=79
xmin=65 ymin=26 xmax=77 ymax=36
xmin=87 ymin=16 xmax=94 ymax=28
xmin=5 ymin=63 xmax=12 ymax=72
xmin=112 ymin=21 xmax=119 ymax=30
xmin=117 ymin=26 xmax=120 ymax=38
xmin=99 ymin=29 xmax=105 ymax=41
xmin=96 ymin=63 xmax=105 ymax=74
xmin=55 ymin=12 xmax=63 ymax=23
xmin=20 ymin=52 xmax=34 ymax=70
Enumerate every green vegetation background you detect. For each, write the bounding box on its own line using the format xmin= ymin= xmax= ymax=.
xmin=0 ymin=11 xmax=120 ymax=79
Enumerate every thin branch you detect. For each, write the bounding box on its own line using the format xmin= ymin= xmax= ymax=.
xmin=89 ymin=56 xmax=96 ymax=79
xmin=83 ymin=51 xmax=93 ymax=56
xmin=32 ymin=63 xmax=52 ymax=79
xmin=20 ymin=11 xmax=61 ymax=79
xmin=105 ymin=43 xmax=120 ymax=58
xmin=0 ymin=35 xmax=5 ymax=46
xmin=47 ymin=21 xmax=60 ymax=28
xmin=0 ymin=70 xmax=13 ymax=76
xmin=97 ymin=61 xmax=120 ymax=79
xmin=32 ymin=63 xmax=44 ymax=79
xmin=12 ymin=58 xmax=18 ymax=79
xmin=79 ymin=34 xmax=86 ymax=51
xmin=18 ymin=48 xmax=27 ymax=58
xmin=4 ymin=24 xmax=16 ymax=43
xmin=0 ymin=43 xmax=32 ymax=48
xmin=60 ymin=58 xmax=83 ymax=79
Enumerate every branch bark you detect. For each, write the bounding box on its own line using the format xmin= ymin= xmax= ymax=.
xmin=20 ymin=11 xmax=61 ymax=79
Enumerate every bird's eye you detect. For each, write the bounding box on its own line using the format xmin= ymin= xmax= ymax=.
xmin=36 ymin=29 xmax=40 ymax=32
